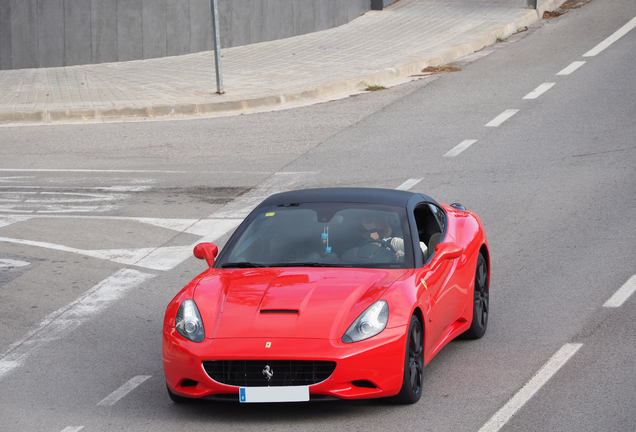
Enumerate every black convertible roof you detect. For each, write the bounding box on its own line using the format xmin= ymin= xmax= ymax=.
xmin=257 ymin=187 xmax=436 ymax=208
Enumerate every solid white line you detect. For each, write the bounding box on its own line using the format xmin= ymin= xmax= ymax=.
xmin=604 ymin=275 xmax=636 ymax=308
xmin=523 ymin=83 xmax=555 ymax=100
xmin=556 ymin=61 xmax=586 ymax=75
xmin=444 ymin=140 xmax=478 ymax=157
xmin=0 ymin=269 xmax=155 ymax=381
xmin=60 ymin=427 xmax=84 ymax=432
xmin=97 ymin=375 xmax=152 ymax=406
xmin=478 ymin=343 xmax=583 ymax=432
xmin=396 ymin=178 xmax=422 ymax=190
xmin=583 ymin=15 xmax=636 ymax=57
xmin=485 ymin=109 xmax=519 ymax=127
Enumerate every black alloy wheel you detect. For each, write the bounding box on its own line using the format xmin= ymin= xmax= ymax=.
xmin=393 ymin=314 xmax=424 ymax=404
xmin=462 ymin=252 xmax=489 ymax=339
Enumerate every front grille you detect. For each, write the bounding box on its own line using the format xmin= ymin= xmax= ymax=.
xmin=203 ymin=360 xmax=336 ymax=387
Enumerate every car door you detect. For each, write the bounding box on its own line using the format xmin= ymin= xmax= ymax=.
xmin=413 ymin=204 xmax=465 ymax=357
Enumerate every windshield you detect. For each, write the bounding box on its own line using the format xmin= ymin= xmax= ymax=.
xmin=216 ymin=203 xmax=414 ymax=269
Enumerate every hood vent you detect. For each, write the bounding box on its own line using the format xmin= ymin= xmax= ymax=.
xmin=260 ymin=309 xmax=299 ymax=314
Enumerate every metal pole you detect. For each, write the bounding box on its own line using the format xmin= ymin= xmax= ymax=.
xmin=211 ymin=0 xmax=224 ymax=94
xmin=527 ymin=0 xmax=537 ymax=9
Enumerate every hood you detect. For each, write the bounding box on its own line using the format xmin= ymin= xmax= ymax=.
xmin=193 ymin=267 xmax=406 ymax=340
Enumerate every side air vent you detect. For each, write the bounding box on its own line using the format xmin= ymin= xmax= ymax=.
xmin=351 ymin=380 xmax=377 ymax=388
xmin=179 ymin=379 xmax=198 ymax=387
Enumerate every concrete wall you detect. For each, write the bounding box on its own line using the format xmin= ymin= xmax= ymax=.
xmin=0 ymin=0 xmax=371 ymax=70
xmin=371 ymin=0 xmax=399 ymax=10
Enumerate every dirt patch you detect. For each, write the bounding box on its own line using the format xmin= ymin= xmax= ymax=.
xmin=544 ymin=0 xmax=592 ymax=19
xmin=161 ymin=186 xmax=250 ymax=204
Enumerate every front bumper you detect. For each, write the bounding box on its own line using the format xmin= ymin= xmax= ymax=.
xmin=163 ymin=325 xmax=407 ymax=401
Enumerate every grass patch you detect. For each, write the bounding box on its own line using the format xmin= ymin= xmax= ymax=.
xmin=421 ymin=65 xmax=461 ymax=74
xmin=364 ymin=84 xmax=388 ymax=91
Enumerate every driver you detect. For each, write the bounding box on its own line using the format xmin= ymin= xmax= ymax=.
xmin=361 ymin=216 xmax=405 ymax=259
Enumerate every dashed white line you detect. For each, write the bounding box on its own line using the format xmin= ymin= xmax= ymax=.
xmin=583 ymin=15 xmax=636 ymax=57
xmin=485 ymin=109 xmax=519 ymax=127
xmin=478 ymin=343 xmax=583 ymax=432
xmin=60 ymin=427 xmax=84 ymax=432
xmin=523 ymin=83 xmax=555 ymax=100
xmin=556 ymin=61 xmax=586 ymax=75
xmin=97 ymin=375 xmax=152 ymax=406
xmin=603 ymin=275 xmax=636 ymax=308
xmin=444 ymin=139 xmax=478 ymax=157
xmin=396 ymin=178 xmax=422 ymax=190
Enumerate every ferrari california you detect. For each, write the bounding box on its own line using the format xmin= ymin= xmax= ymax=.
xmin=163 ymin=187 xmax=489 ymax=404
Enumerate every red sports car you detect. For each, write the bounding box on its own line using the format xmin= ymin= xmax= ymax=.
xmin=163 ymin=188 xmax=489 ymax=404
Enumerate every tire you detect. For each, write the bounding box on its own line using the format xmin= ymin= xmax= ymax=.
xmin=393 ymin=314 xmax=424 ymax=404
xmin=167 ymin=384 xmax=191 ymax=404
xmin=462 ymin=252 xmax=489 ymax=339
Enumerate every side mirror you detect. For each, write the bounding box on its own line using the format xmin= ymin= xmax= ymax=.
xmin=429 ymin=242 xmax=463 ymax=269
xmin=193 ymin=243 xmax=219 ymax=268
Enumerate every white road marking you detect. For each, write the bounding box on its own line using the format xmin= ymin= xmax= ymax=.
xmin=0 ymin=218 xmax=241 ymax=271
xmin=0 ymin=168 xmax=273 ymax=174
xmin=97 ymin=375 xmax=152 ymax=406
xmin=0 ymin=176 xmax=34 ymax=183
xmin=0 ymin=190 xmax=126 ymax=214
xmin=213 ymin=172 xmax=318 ymax=218
xmin=556 ymin=61 xmax=586 ymax=75
xmin=485 ymin=109 xmax=519 ymax=127
xmin=0 ymin=259 xmax=30 ymax=270
xmin=0 ymin=169 xmax=186 ymax=174
xmin=0 ymin=269 xmax=155 ymax=382
xmin=396 ymin=178 xmax=422 ymax=190
xmin=1 ymin=185 xmax=152 ymax=192
xmin=478 ymin=343 xmax=583 ymax=432
xmin=60 ymin=427 xmax=84 ymax=432
xmin=603 ymin=275 xmax=636 ymax=308
xmin=444 ymin=139 xmax=478 ymax=157
xmin=583 ymin=15 xmax=636 ymax=57
xmin=523 ymin=83 xmax=555 ymax=100
xmin=0 ymin=191 xmax=127 ymax=203
xmin=0 ymin=215 xmax=32 ymax=228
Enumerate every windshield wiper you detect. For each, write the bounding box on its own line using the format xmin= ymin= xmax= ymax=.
xmin=221 ymin=262 xmax=266 ymax=268
xmin=267 ymin=262 xmax=353 ymax=268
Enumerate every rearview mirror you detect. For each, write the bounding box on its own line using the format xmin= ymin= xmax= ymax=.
xmin=429 ymin=242 xmax=463 ymax=269
xmin=193 ymin=243 xmax=219 ymax=268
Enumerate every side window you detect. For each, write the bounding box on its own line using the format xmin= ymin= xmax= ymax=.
xmin=414 ymin=204 xmax=444 ymax=262
xmin=428 ymin=204 xmax=446 ymax=233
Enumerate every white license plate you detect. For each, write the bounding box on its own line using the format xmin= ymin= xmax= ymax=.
xmin=239 ymin=386 xmax=310 ymax=403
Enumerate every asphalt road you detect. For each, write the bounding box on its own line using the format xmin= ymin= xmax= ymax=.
xmin=1 ymin=0 xmax=635 ymax=430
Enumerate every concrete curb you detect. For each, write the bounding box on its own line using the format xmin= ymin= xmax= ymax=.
xmin=0 ymin=0 xmax=566 ymax=127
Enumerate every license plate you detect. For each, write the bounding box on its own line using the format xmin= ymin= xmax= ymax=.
xmin=239 ymin=386 xmax=310 ymax=403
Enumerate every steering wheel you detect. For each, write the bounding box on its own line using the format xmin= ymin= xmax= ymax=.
xmin=356 ymin=239 xmax=397 ymax=258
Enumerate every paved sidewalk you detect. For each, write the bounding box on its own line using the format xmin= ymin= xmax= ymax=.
xmin=0 ymin=0 xmax=564 ymax=126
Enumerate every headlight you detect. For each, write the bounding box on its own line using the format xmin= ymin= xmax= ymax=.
xmin=175 ymin=299 xmax=205 ymax=342
xmin=342 ymin=300 xmax=389 ymax=343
